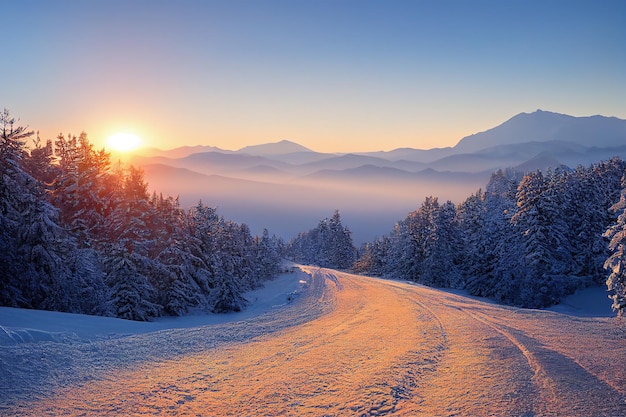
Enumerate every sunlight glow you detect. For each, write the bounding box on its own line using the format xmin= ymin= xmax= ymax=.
xmin=107 ymin=132 xmax=142 ymax=152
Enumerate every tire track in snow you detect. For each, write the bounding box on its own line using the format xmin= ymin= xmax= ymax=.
xmin=4 ymin=270 xmax=626 ymax=416
xmin=376 ymin=282 xmax=450 ymax=414
xmin=463 ymin=310 xmax=544 ymax=390
xmin=410 ymin=296 xmax=449 ymax=345
xmin=0 ymin=269 xmax=335 ymax=412
xmin=479 ymin=308 xmax=626 ymax=400
xmin=412 ymin=283 xmax=626 ymax=417
xmin=300 ymin=270 xmax=448 ymax=416
xmin=469 ymin=310 xmax=626 ymax=417
xmin=385 ymin=282 xmax=540 ymax=416
xmin=11 ymin=269 xmax=446 ymax=416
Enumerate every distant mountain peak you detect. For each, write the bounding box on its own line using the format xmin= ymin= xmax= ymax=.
xmin=136 ymin=144 xmax=228 ymax=159
xmin=238 ymin=140 xmax=314 ymax=156
xmin=454 ymin=110 xmax=626 ymax=153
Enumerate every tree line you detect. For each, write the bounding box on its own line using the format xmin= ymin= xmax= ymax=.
xmin=354 ymin=159 xmax=626 ymax=315
xmin=4 ymin=108 xmax=626 ymax=319
xmin=284 ymin=210 xmax=356 ymax=269
xmin=0 ymin=110 xmax=283 ymax=321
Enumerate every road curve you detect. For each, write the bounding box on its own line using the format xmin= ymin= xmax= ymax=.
xmin=11 ymin=268 xmax=626 ymax=416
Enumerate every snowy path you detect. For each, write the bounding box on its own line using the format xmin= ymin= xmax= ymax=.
xmin=2 ymin=268 xmax=626 ymax=416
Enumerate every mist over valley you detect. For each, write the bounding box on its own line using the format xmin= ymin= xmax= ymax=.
xmin=134 ymin=110 xmax=626 ymax=243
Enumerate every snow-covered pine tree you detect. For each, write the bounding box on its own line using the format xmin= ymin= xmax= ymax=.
xmin=0 ymin=110 xmax=107 ymax=314
xmin=391 ymin=197 xmax=440 ymax=283
xmin=604 ymin=176 xmax=626 ymax=317
xmin=463 ymin=169 xmax=521 ymax=302
xmin=511 ymin=170 xmax=570 ymax=307
xmin=566 ymin=165 xmax=608 ymax=280
xmin=385 ymin=197 xmax=461 ymax=287
xmin=421 ymin=200 xmax=462 ymax=288
xmin=326 ymin=210 xmax=356 ymax=269
xmin=0 ymin=112 xmax=72 ymax=311
xmin=188 ymin=202 xmax=254 ymax=313
xmin=103 ymin=241 xmax=161 ymax=321
xmin=0 ymin=109 xmax=29 ymax=304
xmin=254 ymin=229 xmax=282 ymax=280
xmin=585 ymin=159 xmax=626 ymax=282
xmin=207 ymin=252 xmax=248 ymax=313
xmin=101 ymin=165 xmax=162 ymax=320
xmin=313 ymin=218 xmax=331 ymax=266
xmin=286 ymin=211 xmax=356 ymax=269
xmin=150 ymin=195 xmax=205 ymax=315
xmin=385 ymin=218 xmax=419 ymax=280
xmin=51 ymin=132 xmax=113 ymax=246
xmin=0 ymin=210 xmax=18 ymax=304
xmin=25 ymin=134 xmax=56 ymax=185
xmin=456 ymin=190 xmax=487 ymax=289
xmin=353 ymin=235 xmax=390 ymax=276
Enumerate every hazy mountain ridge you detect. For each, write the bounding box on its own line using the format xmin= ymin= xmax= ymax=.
xmin=137 ymin=110 xmax=626 ymax=174
xmin=134 ymin=110 xmax=626 ymax=243
xmin=454 ymin=110 xmax=626 ymax=153
xmin=137 ymin=144 xmax=230 ymax=159
xmin=238 ymin=139 xmax=314 ymax=156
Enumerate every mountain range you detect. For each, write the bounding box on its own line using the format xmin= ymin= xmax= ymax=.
xmin=132 ymin=110 xmax=626 ymax=243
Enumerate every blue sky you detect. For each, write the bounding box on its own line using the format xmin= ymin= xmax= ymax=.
xmin=3 ymin=0 xmax=625 ymax=152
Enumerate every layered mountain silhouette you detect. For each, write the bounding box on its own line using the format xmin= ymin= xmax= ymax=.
xmin=454 ymin=110 xmax=626 ymax=152
xmin=133 ymin=110 xmax=626 ymax=243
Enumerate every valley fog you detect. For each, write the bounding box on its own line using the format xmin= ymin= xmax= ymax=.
xmin=141 ymin=163 xmax=488 ymax=244
xmin=136 ymin=110 xmax=626 ymax=244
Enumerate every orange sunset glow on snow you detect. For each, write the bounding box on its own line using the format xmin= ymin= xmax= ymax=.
xmin=2 ymin=1 xmax=626 ymax=416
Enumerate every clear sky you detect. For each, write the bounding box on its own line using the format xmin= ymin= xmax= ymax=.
xmin=3 ymin=0 xmax=625 ymax=153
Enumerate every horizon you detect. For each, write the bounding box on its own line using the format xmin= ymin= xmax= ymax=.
xmin=139 ymin=109 xmax=626 ymax=154
xmin=3 ymin=0 xmax=625 ymax=153
xmin=2 ymin=0 xmax=626 ymax=407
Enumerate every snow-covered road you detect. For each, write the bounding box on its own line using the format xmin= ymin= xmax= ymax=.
xmin=2 ymin=268 xmax=626 ymax=416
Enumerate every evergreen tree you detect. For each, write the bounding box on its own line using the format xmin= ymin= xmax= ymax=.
xmin=456 ymin=190 xmax=487 ymax=289
xmin=1 ymin=111 xmax=282 ymax=319
xmin=0 ymin=109 xmax=28 ymax=303
xmin=101 ymin=166 xmax=162 ymax=320
xmin=385 ymin=218 xmax=420 ymax=280
xmin=566 ymin=165 xmax=607 ymax=279
xmin=25 ymin=134 xmax=56 ymax=185
xmin=604 ymin=177 xmax=626 ymax=316
xmin=51 ymin=132 xmax=112 ymax=246
xmin=254 ymin=229 xmax=282 ymax=280
xmin=476 ymin=172 xmax=522 ymax=302
xmin=103 ymin=241 xmax=161 ymax=321
xmin=286 ymin=210 xmax=356 ymax=269
xmin=421 ymin=200 xmax=462 ymax=288
xmin=151 ymin=195 xmax=206 ymax=315
xmin=353 ymin=236 xmax=390 ymax=276
xmin=0 ymin=110 xmax=107 ymax=313
xmin=188 ymin=202 xmax=254 ymax=313
xmin=388 ymin=197 xmax=439 ymax=283
xmin=512 ymin=171 xmax=558 ymax=307
xmin=326 ymin=210 xmax=356 ymax=269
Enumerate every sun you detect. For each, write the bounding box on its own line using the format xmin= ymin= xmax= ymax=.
xmin=107 ymin=132 xmax=142 ymax=152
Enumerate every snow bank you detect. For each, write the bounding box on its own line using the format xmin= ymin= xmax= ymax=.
xmin=546 ymin=285 xmax=614 ymax=317
xmin=0 ymin=268 xmax=329 ymax=409
xmin=0 ymin=270 xmax=308 ymax=346
xmin=407 ymin=281 xmax=615 ymax=318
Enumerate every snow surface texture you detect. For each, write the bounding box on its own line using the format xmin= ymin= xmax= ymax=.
xmin=0 ymin=270 xmax=326 ymax=409
xmin=1 ymin=267 xmax=625 ymax=416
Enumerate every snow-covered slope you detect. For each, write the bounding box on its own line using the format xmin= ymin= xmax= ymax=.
xmin=2 ymin=268 xmax=624 ymax=416
xmin=0 ymin=270 xmax=310 ymax=346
